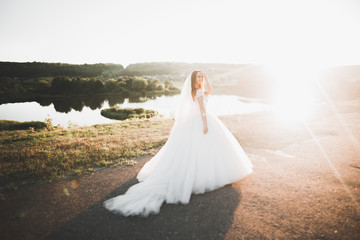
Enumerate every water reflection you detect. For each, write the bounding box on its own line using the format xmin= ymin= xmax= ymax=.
xmin=107 ymin=95 xmax=125 ymax=107
xmin=37 ymin=98 xmax=53 ymax=107
xmin=39 ymin=97 xmax=105 ymax=113
xmin=32 ymin=94 xmax=167 ymax=113
xmin=0 ymin=93 xmax=270 ymax=127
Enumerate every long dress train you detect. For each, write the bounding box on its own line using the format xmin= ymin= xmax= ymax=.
xmin=103 ymin=89 xmax=253 ymax=216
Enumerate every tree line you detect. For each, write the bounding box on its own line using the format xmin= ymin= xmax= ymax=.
xmin=50 ymin=76 xmax=177 ymax=95
xmin=0 ymin=61 xmax=249 ymax=78
xmin=2 ymin=61 xmax=359 ymax=102
xmin=0 ymin=62 xmax=125 ymax=78
xmin=0 ymin=75 xmax=179 ymax=104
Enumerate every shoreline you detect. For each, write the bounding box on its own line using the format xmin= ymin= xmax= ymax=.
xmin=0 ymin=89 xmax=180 ymax=105
xmin=0 ymin=93 xmax=270 ymax=128
xmin=1 ymin=98 xmax=360 ymax=191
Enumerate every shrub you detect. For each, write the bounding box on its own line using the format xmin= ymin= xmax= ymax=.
xmin=51 ymin=76 xmax=71 ymax=94
xmin=101 ymin=107 xmax=157 ymax=120
xmin=0 ymin=120 xmax=47 ymax=131
xmin=157 ymin=84 xmax=164 ymax=91
xmin=35 ymin=79 xmax=52 ymax=93
xmin=147 ymin=78 xmax=160 ymax=91
xmin=105 ymin=79 xmax=120 ymax=91
xmin=131 ymin=77 xmax=148 ymax=91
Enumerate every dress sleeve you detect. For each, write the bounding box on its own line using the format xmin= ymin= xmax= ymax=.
xmin=196 ymin=89 xmax=204 ymax=98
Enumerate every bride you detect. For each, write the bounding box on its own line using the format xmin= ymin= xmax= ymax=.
xmin=103 ymin=70 xmax=253 ymax=216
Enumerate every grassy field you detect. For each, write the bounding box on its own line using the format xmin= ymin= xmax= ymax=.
xmin=0 ymin=120 xmax=47 ymax=131
xmin=0 ymin=117 xmax=174 ymax=190
xmin=2 ymin=98 xmax=359 ymax=191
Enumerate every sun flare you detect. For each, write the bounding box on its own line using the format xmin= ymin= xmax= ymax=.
xmin=266 ymin=63 xmax=318 ymax=122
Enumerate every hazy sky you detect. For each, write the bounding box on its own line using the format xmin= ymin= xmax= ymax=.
xmin=1 ymin=0 xmax=359 ymax=67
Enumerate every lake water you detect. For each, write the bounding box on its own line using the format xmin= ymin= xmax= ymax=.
xmin=0 ymin=95 xmax=270 ymax=127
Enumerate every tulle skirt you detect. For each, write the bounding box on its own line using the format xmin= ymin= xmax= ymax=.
xmin=103 ymin=113 xmax=253 ymax=216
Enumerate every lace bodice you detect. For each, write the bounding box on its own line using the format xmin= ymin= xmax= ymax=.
xmin=195 ymin=89 xmax=208 ymax=106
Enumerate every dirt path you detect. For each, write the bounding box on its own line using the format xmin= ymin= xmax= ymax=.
xmin=1 ymin=106 xmax=360 ymax=239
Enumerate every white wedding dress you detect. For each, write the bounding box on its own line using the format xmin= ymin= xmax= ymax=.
xmin=103 ymin=74 xmax=253 ymax=217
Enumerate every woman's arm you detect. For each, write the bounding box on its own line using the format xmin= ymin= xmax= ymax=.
xmin=197 ymin=95 xmax=208 ymax=134
xmin=203 ymin=72 xmax=214 ymax=97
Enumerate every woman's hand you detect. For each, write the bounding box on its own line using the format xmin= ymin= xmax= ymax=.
xmin=202 ymin=72 xmax=213 ymax=96
xmin=203 ymin=126 xmax=208 ymax=134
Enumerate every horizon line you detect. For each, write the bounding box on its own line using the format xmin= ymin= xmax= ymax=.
xmin=1 ymin=60 xmax=359 ymax=68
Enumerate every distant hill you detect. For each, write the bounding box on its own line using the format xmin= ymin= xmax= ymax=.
xmin=0 ymin=62 xmax=124 ymax=78
xmin=0 ymin=61 xmax=250 ymax=78
xmin=122 ymin=62 xmax=250 ymax=76
xmin=0 ymin=61 xmax=359 ymax=101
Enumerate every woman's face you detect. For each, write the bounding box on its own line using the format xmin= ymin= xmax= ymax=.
xmin=195 ymin=72 xmax=203 ymax=89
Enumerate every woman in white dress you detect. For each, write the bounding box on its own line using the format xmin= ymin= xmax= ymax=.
xmin=103 ymin=70 xmax=253 ymax=216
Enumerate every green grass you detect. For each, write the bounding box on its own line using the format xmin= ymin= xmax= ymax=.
xmin=0 ymin=120 xmax=47 ymax=131
xmin=0 ymin=117 xmax=174 ymax=190
xmin=101 ymin=107 xmax=158 ymax=120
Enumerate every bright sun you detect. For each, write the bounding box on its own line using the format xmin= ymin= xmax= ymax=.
xmin=265 ymin=62 xmax=320 ymax=123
